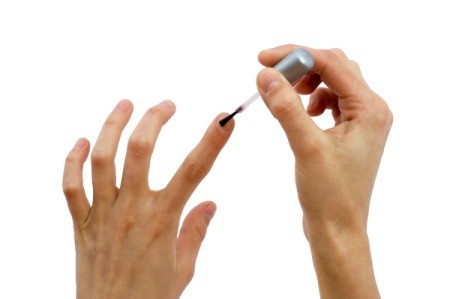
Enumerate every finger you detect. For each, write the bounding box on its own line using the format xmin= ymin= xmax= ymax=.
xmin=176 ymin=201 xmax=216 ymax=286
xmin=120 ymin=100 xmax=176 ymax=194
xmin=307 ymin=87 xmax=339 ymax=116
xmin=163 ymin=113 xmax=234 ymax=214
xmin=63 ymin=138 xmax=91 ymax=227
xmin=259 ymin=44 xmax=347 ymax=66
xmin=259 ymin=45 xmax=369 ymax=100
xmin=309 ymin=48 xmax=369 ymax=99
xmin=258 ymin=44 xmax=299 ymax=67
xmin=294 ymin=73 xmax=322 ymax=95
xmin=259 ymin=45 xmax=323 ymax=94
xmin=91 ymin=100 xmax=133 ymax=207
xmin=308 ymin=87 xmax=342 ymax=125
xmin=257 ymin=68 xmax=322 ymax=156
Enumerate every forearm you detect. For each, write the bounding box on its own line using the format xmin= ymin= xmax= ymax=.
xmin=306 ymin=221 xmax=380 ymax=299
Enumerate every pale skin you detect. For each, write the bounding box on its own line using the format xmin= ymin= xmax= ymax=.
xmin=63 ymin=45 xmax=392 ymax=299
xmin=257 ymin=45 xmax=392 ymax=298
xmin=63 ymin=100 xmax=234 ymax=299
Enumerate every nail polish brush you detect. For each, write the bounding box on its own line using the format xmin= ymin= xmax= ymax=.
xmin=219 ymin=48 xmax=315 ymax=126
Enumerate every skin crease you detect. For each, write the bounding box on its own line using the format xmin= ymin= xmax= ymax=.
xmin=63 ymin=44 xmax=392 ymax=299
xmin=257 ymin=45 xmax=393 ymax=299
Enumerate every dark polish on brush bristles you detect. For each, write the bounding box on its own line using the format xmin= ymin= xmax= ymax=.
xmin=219 ymin=106 xmax=243 ymax=127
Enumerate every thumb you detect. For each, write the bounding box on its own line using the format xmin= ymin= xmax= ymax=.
xmin=176 ymin=201 xmax=216 ymax=286
xmin=257 ymin=68 xmax=321 ymax=156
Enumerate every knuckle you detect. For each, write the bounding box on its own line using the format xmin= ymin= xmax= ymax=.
xmin=349 ymin=60 xmax=361 ymax=71
xmin=119 ymin=213 xmax=136 ymax=231
xmin=381 ymin=102 xmax=394 ymax=128
xmin=387 ymin=108 xmax=394 ymax=127
xmin=63 ymin=183 xmax=80 ymax=198
xmin=65 ymin=152 xmax=77 ymax=165
xmin=370 ymin=98 xmax=394 ymax=128
xmin=91 ymin=149 xmax=112 ymax=167
xmin=329 ymin=48 xmax=347 ymax=59
xmin=128 ymin=134 xmax=153 ymax=155
xmin=182 ymin=160 xmax=208 ymax=183
xmin=146 ymin=105 xmax=166 ymax=119
xmin=116 ymin=207 xmax=137 ymax=231
xmin=103 ymin=115 xmax=119 ymax=128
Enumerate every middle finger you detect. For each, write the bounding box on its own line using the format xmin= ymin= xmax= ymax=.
xmin=91 ymin=99 xmax=133 ymax=208
xmin=120 ymin=100 xmax=176 ymax=195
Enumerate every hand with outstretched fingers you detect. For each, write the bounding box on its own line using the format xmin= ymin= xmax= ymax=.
xmin=63 ymin=99 xmax=234 ymax=299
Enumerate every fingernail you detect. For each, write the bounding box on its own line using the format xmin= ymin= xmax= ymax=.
xmin=261 ymin=47 xmax=274 ymax=53
xmin=116 ymin=99 xmax=131 ymax=112
xmin=75 ymin=138 xmax=87 ymax=149
xmin=307 ymin=96 xmax=317 ymax=111
xmin=159 ymin=99 xmax=175 ymax=109
xmin=259 ymin=48 xmax=272 ymax=55
xmin=206 ymin=203 xmax=217 ymax=220
xmin=259 ymin=68 xmax=281 ymax=93
xmin=217 ymin=113 xmax=234 ymax=130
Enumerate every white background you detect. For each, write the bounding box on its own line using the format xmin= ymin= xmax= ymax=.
xmin=1 ymin=0 xmax=449 ymax=298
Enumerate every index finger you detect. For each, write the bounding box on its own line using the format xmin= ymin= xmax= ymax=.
xmin=161 ymin=113 xmax=234 ymax=215
xmin=258 ymin=45 xmax=369 ymax=99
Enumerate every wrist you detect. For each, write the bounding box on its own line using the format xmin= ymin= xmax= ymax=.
xmin=306 ymin=217 xmax=370 ymax=270
xmin=305 ymin=218 xmax=380 ymax=298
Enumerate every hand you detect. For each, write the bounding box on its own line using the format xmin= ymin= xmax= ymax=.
xmin=257 ymin=45 xmax=393 ymax=298
xmin=62 ymin=100 xmax=234 ymax=299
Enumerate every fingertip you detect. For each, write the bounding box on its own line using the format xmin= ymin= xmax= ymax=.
xmin=74 ymin=138 xmax=89 ymax=149
xmin=216 ymin=112 xmax=235 ymax=132
xmin=306 ymin=106 xmax=321 ymax=117
xmin=160 ymin=99 xmax=176 ymax=111
xmin=205 ymin=201 xmax=217 ymax=220
xmin=72 ymin=138 xmax=90 ymax=161
xmin=159 ymin=100 xmax=177 ymax=122
xmin=257 ymin=68 xmax=301 ymax=121
xmin=116 ymin=99 xmax=133 ymax=112
xmin=258 ymin=44 xmax=302 ymax=67
xmin=258 ymin=49 xmax=274 ymax=65
xmin=257 ymin=68 xmax=283 ymax=94
xmin=306 ymin=95 xmax=327 ymax=117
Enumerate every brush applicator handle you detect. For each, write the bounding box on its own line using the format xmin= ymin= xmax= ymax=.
xmin=219 ymin=48 xmax=314 ymax=127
